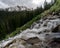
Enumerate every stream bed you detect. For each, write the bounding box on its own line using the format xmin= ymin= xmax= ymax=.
xmin=0 ymin=15 xmax=60 ymax=48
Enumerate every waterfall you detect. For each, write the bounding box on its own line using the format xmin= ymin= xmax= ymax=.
xmin=0 ymin=15 xmax=60 ymax=48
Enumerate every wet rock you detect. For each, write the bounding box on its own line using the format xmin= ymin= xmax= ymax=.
xmin=47 ymin=38 xmax=60 ymax=48
xmin=52 ymin=25 xmax=60 ymax=32
xmin=0 ymin=39 xmax=14 ymax=48
xmin=28 ymin=44 xmax=41 ymax=48
xmin=7 ymin=43 xmax=25 ymax=48
xmin=33 ymin=24 xmax=40 ymax=29
xmin=26 ymin=37 xmax=40 ymax=45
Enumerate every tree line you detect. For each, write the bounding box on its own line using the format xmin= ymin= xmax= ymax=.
xmin=0 ymin=0 xmax=54 ymax=40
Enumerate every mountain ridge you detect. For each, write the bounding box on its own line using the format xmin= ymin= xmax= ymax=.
xmin=0 ymin=5 xmax=33 ymax=11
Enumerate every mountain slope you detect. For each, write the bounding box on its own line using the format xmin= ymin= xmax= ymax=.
xmin=0 ymin=0 xmax=60 ymax=48
xmin=5 ymin=0 xmax=60 ymax=38
xmin=0 ymin=0 xmax=60 ymax=47
xmin=0 ymin=0 xmax=55 ymax=40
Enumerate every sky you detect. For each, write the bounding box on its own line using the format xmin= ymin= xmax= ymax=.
xmin=0 ymin=0 xmax=53 ymax=9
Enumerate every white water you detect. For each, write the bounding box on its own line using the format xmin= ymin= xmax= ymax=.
xmin=0 ymin=15 xmax=60 ymax=48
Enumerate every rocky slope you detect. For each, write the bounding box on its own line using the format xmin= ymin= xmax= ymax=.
xmin=0 ymin=14 xmax=60 ymax=48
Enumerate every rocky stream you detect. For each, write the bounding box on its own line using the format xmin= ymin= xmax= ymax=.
xmin=0 ymin=14 xmax=60 ymax=48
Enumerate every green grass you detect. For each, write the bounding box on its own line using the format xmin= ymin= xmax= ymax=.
xmin=5 ymin=0 xmax=60 ymax=39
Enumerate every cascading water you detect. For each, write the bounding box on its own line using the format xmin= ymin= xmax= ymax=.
xmin=0 ymin=14 xmax=60 ymax=48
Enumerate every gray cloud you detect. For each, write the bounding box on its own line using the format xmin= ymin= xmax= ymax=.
xmin=0 ymin=0 xmax=32 ymax=6
xmin=0 ymin=1 xmax=9 ymax=8
xmin=0 ymin=0 xmax=53 ymax=9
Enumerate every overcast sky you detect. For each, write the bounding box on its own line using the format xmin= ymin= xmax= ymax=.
xmin=0 ymin=0 xmax=54 ymax=9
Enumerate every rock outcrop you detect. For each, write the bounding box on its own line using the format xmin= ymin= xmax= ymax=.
xmin=0 ymin=15 xmax=60 ymax=48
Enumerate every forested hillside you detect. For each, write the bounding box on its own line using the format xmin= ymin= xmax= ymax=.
xmin=0 ymin=0 xmax=55 ymax=40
